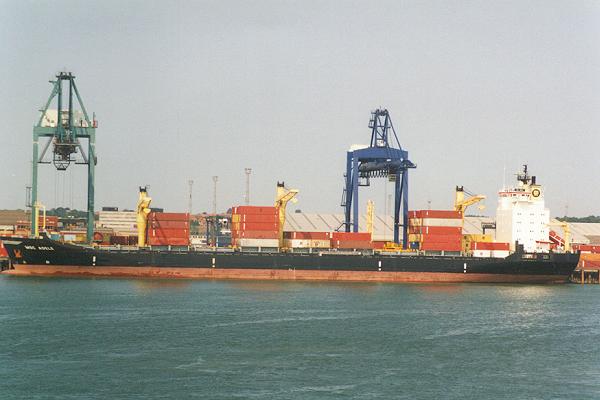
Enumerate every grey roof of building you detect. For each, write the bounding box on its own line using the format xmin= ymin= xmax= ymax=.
xmin=0 ymin=210 xmax=30 ymax=225
xmin=550 ymin=220 xmax=600 ymax=245
xmin=284 ymin=213 xmax=495 ymax=241
xmin=285 ymin=213 xmax=600 ymax=244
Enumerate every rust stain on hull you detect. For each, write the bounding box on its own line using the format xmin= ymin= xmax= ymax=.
xmin=2 ymin=265 xmax=569 ymax=284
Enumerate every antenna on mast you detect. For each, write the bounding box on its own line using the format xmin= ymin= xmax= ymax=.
xmin=212 ymin=176 xmax=218 ymax=215
xmin=188 ymin=179 xmax=193 ymax=215
xmin=244 ymin=168 xmax=252 ymax=205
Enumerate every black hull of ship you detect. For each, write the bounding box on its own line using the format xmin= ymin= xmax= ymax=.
xmin=0 ymin=237 xmax=579 ymax=283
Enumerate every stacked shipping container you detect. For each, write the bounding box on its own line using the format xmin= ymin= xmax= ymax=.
xmin=462 ymin=233 xmax=493 ymax=254
xmin=330 ymin=232 xmax=372 ymax=249
xmin=471 ymin=241 xmax=510 ymax=258
xmin=61 ymin=231 xmax=88 ymax=243
xmin=92 ymin=229 xmax=115 ymax=245
xmin=231 ymin=206 xmax=279 ymax=248
xmin=283 ymin=231 xmax=331 ymax=249
xmin=97 ymin=210 xmax=138 ymax=235
xmin=110 ymin=235 xmax=138 ymax=246
xmin=38 ymin=216 xmax=59 ymax=231
xmin=283 ymin=231 xmax=374 ymax=250
xmin=14 ymin=216 xmax=59 ymax=233
xmin=230 ymin=205 xmax=374 ymax=250
xmin=409 ymin=210 xmax=463 ymax=252
xmin=147 ymin=212 xmax=190 ymax=246
xmin=573 ymin=244 xmax=600 ymax=254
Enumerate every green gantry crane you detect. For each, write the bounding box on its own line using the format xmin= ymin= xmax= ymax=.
xmin=31 ymin=72 xmax=97 ymax=243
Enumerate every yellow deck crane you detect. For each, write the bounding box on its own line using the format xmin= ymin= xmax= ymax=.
xmin=136 ymin=187 xmax=152 ymax=247
xmin=549 ymin=220 xmax=572 ymax=253
xmin=454 ymin=186 xmax=486 ymax=214
xmin=32 ymin=201 xmax=47 ymax=238
xmin=454 ymin=186 xmax=486 ymax=253
xmin=275 ymin=182 xmax=299 ymax=249
xmin=366 ymin=200 xmax=374 ymax=237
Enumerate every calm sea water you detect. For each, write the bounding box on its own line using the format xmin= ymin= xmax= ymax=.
xmin=1 ymin=276 xmax=599 ymax=399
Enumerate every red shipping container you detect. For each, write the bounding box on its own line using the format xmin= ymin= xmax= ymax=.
xmin=332 ymin=240 xmax=373 ymax=249
xmin=149 ymin=226 xmax=189 ymax=234
xmin=38 ymin=216 xmax=58 ymax=225
xmin=37 ymin=216 xmax=58 ymax=230
xmin=235 ymin=230 xmax=279 ymax=239
xmin=410 ymin=236 xmax=462 ymax=244
xmin=331 ymin=232 xmax=372 ymax=241
xmin=150 ymin=235 xmax=190 ymax=242
xmin=409 ymin=226 xmax=462 ymax=235
xmin=149 ymin=239 xmax=188 ymax=245
xmin=150 ymin=235 xmax=189 ymax=242
xmin=420 ymin=242 xmax=462 ymax=251
xmin=372 ymin=241 xmax=386 ymax=249
xmin=233 ymin=206 xmax=278 ymax=215
xmin=149 ymin=228 xmax=189 ymax=238
xmin=150 ymin=220 xmax=189 ymax=229
xmin=38 ymin=216 xmax=59 ymax=223
xmin=471 ymin=242 xmax=510 ymax=251
xmin=148 ymin=238 xmax=189 ymax=246
xmin=110 ymin=235 xmax=130 ymax=245
xmin=148 ymin=212 xmax=190 ymax=222
xmin=232 ymin=222 xmax=277 ymax=232
xmin=574 ymin=244 xmax=600 ymax=253
xmin=409 ymin=210 xmax=463 ymax=219
xmin=240 ymin=222 xmax=280 ymax=231
xmin=284 ymin=231 xmax=330 ymax=240
xmin=419 ymin=234 xmax=461 ymax=243
xmin=237 ymin=214 xmax=279 ymax=223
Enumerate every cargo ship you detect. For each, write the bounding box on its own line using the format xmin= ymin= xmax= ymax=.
xmin=0 ymin=167 xmax=581 ymax=283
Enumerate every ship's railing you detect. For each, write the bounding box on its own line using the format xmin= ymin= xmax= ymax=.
xmin=94 ymin=244 xmax=499 ymax=259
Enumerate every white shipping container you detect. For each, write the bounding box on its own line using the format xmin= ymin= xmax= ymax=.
xmin=285 ymin=239 xmax=311 ymax=248
xmin=491 ymin=250 xmax=510 ymax=258
xmin=284 ymin=239 xmax=331 ymax=248
xmin=286 ymin=232 xmax=333 ymax=240
xmin=473 ymin=249 xmax=492 ymax=258
xmin=238 ymin=238 xmax=279 ymax=248
xmin=98 ymin=210 xmax=138 ymax=235
xmin=310 ymin=239 xmax=331 ymax=248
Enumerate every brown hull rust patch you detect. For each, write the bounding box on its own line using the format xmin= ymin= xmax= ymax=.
xmin=2 ymin=264 xmax=569 ymax=284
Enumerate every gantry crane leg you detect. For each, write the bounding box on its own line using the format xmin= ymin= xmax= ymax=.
xmin=341 ymin=109 xmax=416 ymax=247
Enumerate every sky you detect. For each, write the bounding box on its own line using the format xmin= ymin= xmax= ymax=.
xmin=1 ymin=0 xmax=599 ymax=218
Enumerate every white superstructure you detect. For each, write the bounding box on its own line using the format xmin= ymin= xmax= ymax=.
xmin=495 ymin=166 xmax=550 ymax=252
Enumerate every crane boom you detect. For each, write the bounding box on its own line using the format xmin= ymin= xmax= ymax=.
xmin=548 ymin=220 xmax=572 ymax=253
xmin=454 ymin=186 xmax=485 ymax=213
xmin=274 ymin=182 xmax=299 ymax=249
xmin=136 ymin=187 xmax=152 ymax=247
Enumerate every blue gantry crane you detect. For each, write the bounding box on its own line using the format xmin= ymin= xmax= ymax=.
xmin=341 ymin=109 xmax=415 ymax=246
